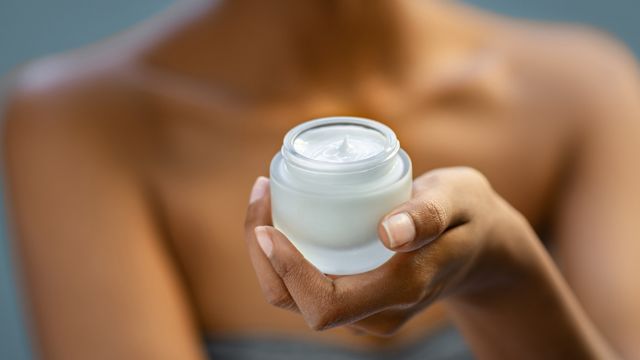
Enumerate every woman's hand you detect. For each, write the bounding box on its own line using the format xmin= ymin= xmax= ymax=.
xmin=244 ymin=167 xmax=534 ymax=336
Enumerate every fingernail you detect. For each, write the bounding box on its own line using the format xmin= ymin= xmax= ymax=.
xmin=254 ymin=226 xmax=273 ymax=257
xmin=382 ymin=213 xmax=416 ymax=249
xmin=249 ymin=176 xmax=269 ymax=204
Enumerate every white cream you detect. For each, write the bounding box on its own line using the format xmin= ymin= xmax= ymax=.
xmin=270 ymin=117 xmax=412 ymax=275
xmin=293 ymin=125 xmax=387 ymax=163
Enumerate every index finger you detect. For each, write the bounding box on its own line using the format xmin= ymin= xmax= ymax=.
xmin=244 ymin=177 xmax=298 ymax=311
xmin=261 ymin=227 xmax=433 ymax=330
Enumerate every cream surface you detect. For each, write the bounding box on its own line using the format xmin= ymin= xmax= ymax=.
xmin=293 ymin=125 xmax=386 ymax=163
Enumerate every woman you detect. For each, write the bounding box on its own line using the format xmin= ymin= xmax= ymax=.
xmin=2 ymin=0 xmax=639 ymax=359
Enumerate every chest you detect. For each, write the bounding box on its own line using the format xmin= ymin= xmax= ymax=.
xmin=145 ymin=84 xmax=571 ymax=337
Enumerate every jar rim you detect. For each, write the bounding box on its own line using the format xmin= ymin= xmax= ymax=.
xmin=281 ymin=116 xmax=400 ymax=174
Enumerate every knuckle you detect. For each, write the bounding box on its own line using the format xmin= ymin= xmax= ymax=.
xmin=410 ymin=197 xmax=448 ymax=240
xmin=305 ymin=295 xmax=341 ymax=331
xmin=273 ymin=256 xmax=303 ymax=281
xmin=263 ymin=287 xmax=294 ymax=309
xmin=421 ymin=199 xmax=448 ymax=235
xmin=413 ymin=169 xmax=443 ymax=192
xmin=306 ymin=311 xmax=335 ymax=331
xmin=457 ymin=166 xmax=491 ymax=189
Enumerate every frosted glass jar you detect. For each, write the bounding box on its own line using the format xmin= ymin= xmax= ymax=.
xmin=270 ymin=117 xmax=412 ymax=275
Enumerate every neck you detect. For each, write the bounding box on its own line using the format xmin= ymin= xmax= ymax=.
xmin=145 ymin=0 xmax=416 ymax=99
xmin=273 ymin=0 xmax=410 ymax=80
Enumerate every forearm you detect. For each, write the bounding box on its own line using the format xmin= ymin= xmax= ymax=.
xmin=444 ymin=221 xmax=615 ymax=359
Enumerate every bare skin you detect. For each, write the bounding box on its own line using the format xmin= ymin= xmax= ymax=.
xmin=245 ymin=170 xmax=614 ymax=359
xmin=2 ymin=0 xmax=640 ymax=359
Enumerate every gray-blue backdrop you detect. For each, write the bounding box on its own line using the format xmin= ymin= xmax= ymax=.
xmin=1 ymin=1 xmax=638 ymax=359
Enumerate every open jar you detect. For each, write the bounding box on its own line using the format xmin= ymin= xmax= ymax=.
xmin=269 ymin=116 xmax=412 ymax=275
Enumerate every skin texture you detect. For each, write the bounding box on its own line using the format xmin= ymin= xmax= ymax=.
xmin=245 ymin=169 xmax=614 ymax=358
xmin=1 ymin=0 xmax=639 ymax=359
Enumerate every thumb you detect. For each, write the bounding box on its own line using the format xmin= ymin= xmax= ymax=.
xmin=379 ymin=167 xmax=490 ymax=253
xmin=378 ymin=197 xmax=453 ymax=253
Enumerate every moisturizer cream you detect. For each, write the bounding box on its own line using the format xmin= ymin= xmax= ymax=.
xmin=270 ymin=117 xmax=412 ymax=275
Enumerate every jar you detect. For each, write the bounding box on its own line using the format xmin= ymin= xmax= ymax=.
xmin=269 ymin=116 xmax=412 ymax=275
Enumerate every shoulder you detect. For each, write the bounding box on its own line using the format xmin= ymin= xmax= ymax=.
xmin=521 ymin=24 xmax=640 ymax=134
xmin=458 ymin=2 xmax=638 ymax=78
xmin=1 ymin=50 xmax=152 ymax=168
xmin=550 ymin=26 xmax=640 ymax=119
xmin=3 ymin=48 xmax=145 ymax=124
xmin=440 ymin=3 xmax=638 ymax=120
xmin=492 ymin=16 xmax=639 ymax=120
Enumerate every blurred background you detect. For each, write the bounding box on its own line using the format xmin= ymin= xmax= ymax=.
xmin=0 ymin=0 xmax=638 ymax=358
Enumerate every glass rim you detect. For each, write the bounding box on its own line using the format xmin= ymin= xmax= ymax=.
xmin=281 ymin=116 xmax=400 ymax=174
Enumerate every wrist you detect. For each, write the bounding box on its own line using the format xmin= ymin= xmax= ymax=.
xmin=442 ymin=204 xmax=615 ymax=359
xmin=446 ymin=199 xmax=547 ymax=303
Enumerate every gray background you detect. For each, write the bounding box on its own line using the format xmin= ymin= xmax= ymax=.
xmin=1 ymin=1 xmax=638 ymax=359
